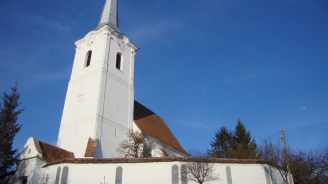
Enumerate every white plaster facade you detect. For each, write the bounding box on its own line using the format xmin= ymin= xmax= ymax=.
xmin=12 ymin=138 xmax=46 ymax=184
xmin=8 ymin=138 xmax=292 ymax=184
xmin=39 ymin=162 xmax=285 ymax=184
xmin=13 ymin=157 xmax=289 ymax=184
xmin=57 ymin=24 xmax=137 ymax=158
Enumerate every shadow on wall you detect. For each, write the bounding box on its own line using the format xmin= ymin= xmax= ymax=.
xmin=96 ymin=141 xmax=104 ymax=159
xmin=172 ymin=164 xmax=221 ymax=184
xmin=15 ymin=159 xmax=54 ymax=184
xmin=262 ymin=165 xmax=283 ymax=184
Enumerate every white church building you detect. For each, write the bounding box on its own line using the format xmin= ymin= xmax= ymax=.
xmin=7 ymin=0 xmax=292 ymax=183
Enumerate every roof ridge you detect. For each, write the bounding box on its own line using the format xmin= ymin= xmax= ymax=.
xmin=43 ymin=157 xmax=274 ymax=168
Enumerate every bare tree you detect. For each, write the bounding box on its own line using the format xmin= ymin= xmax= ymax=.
xmin=118 ymin=131 xmax=155 ymax=158
xmin=258 ymin=141 xmax=328 ymax=184
xmin=258 ymin=141 xmax=290 ymax=184
xmin=118 ymin=131 xmax=144 ymax=158
xmin=183 ymin=160 xmax=218 ymax=184
xmin=160 ymin=147 xmax=170 ymax=157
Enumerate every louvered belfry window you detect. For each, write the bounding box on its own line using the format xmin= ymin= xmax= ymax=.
xmin=116 ymin=52 xmax=122 ymax=70
xmin=85 ymin=50 xmax=92 ymax=67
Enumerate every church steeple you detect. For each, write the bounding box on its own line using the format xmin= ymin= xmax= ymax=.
xmin=98 ymin=0 xmax=119 ymax=31
xmin=57 ymin=0 xmax=137 ymax=158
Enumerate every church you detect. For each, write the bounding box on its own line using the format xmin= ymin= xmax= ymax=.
xmin=8 ymin=0 xmax=291 ymax=183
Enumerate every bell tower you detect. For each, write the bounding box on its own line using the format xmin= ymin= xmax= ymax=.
xmin=57 ymin=0 xmax=137 ymax=158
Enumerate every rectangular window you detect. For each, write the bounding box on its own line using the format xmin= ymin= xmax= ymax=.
xmin=61 ymin=166 xmax=69 ymax=184
xmin=85 ymin=50 xmax=92 ymax=67
xmin=55 ymin=167 xmax=61 ymax=184
xmin=116 ymin=53 xmax=122 ymax=71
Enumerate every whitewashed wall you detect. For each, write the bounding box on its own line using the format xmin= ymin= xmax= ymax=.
xmin=13 ymin=158 xmax=46 ymax=184
xmin=26 ymin=162 xmax=289 ymax=184
xmin=57 ymin=25 xmax=137 ymax=158
xmin=145 ymin=135 xmax=185 ymax=157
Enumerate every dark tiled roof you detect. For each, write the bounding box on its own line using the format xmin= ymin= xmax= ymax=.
xmin=44 ymin=157 xmax=271 ymax=167
xmin=35 ymin=140 xmax=75 ymax=162
xmin=84 ymin=138 xmax=99 ymax=158
xmin=134 ymin=101 xmax=187 ymax=155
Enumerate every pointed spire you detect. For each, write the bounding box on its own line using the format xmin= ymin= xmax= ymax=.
xmin=98 ymin=0 xmax=119 ymax=31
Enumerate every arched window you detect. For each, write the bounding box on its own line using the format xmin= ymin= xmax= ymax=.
xmin=226 ymin=166 xmax=233 ymax=184
xmin=115 ymin=52 xmax=123 ymax=71
xmin=172 ymin=165 xmax=179 ymax=184
xmin=115 ymin=166 xmax=123 ymax=184
xmin=55 ymin=167 xmax=61 ymax=184
xmin=85 ymin=50 xmax=92 ymax=67
xmin=60 ymin=166 xmax=69 ymax=184
xmin=180 ymin=164 xmax=188 ymax=184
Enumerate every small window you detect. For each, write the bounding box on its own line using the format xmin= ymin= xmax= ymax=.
xmin=55 ymin=167 xmax=61 ymax=184
xmin=226 ymin=166 xmax=232 ymax=184
xmin=85 ymin=50 xmax=92 ymax=67
xmin=172 ymin=165 xmax=179 ymax=184
xmin=116 ymin=52 xmax=123 ymax=71
xmin=61 ymin=166 xmax=69 ymax=184
xmin=115 ymin=166 xmax=123 ymax=184
xmin=180 ymin=164 xmax=188 ymax=184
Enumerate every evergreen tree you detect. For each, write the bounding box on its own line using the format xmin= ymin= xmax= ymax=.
xmin=229 ymin=120 xmax=257 ymax=159
xmin=209 ymin=127 xmax=233 ymax=158
xmin=209 ymin=120 xmax=257 ymax=159
xmin=0 ymin=86 xmax=23 ymax=175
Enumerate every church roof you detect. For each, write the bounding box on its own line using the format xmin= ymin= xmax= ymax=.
xmin=43 ymin=157 xmax=272 ymax=167
xmin=134 ymin=101 xmax=188 ymax=155
xmin=84 ymin=138 xmax=99 ymax=158
xmin=34 ymin=139 xmax=75 ymax=162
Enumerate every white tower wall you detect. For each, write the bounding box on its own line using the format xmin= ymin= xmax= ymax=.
xmin=57 ymin=26 xmax=137 ymax=158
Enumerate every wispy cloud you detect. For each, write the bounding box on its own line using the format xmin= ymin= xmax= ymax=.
xmin=26 ymin=67 xmax=71 ymax=83
xmin=23 ymin=12 xmax=72 ymax=35
xmin=2 ymin=5 xmax=72 ymax=36
xmin=176 ymin=118 xmax=222 ymax=132
xmin=299 ymin=105 xmax=307 ymax=112
xmin=276 ymin=119 xmax=326 ymax=132
xmin=179 ymin=120 xmax=210 ymax=130
xmin=297 ymin=102 xmax=308 ymax=112
xmin=223 ymin=65 xmax=287 ymax=85
xmin=223 ymin=73 xmax=260 ymax=85
xmin=128 ymin=19 xmax=182 ymax=44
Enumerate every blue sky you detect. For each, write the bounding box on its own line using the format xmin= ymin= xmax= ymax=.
xmin=1 ymin=0 xmax=327 ymax=152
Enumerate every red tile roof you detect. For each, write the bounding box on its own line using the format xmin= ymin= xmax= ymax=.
xmin=35 ymin=139 xmax=75 ymax=162
xmin=134 ymin=101 xmax=188 ymax=155
xmin=84 ymin=138 xmax=99 ymax=158
xmin=44 ymin=157 xmax=272 ymax=167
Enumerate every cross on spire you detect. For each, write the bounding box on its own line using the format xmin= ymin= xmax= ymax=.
xmin=98 ymin=0 xmax=118 ymax=31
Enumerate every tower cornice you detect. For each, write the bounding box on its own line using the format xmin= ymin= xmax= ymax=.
xmin=75 ymin=25 xmax=138 ymax=53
